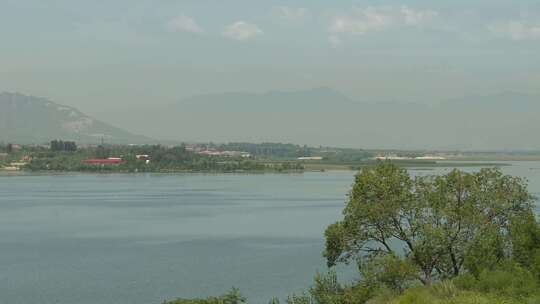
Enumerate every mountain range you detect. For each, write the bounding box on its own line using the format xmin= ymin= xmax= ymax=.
xmin=1 ymin=89 xmax=539 ymax=150
xmin=0 ymin=92 xmax=153 ymax=144
xmin=94 ymin=87 xmax=539 ymax=151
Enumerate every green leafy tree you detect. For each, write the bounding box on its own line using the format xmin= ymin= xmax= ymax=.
xmin=94 ymin=145 xmax=110 ymax=159
xmin=221 ymin=287 xmax=246 ymax=304
xmin=359 ymin=254 xmax=418 ymax=293
xmin=324 ymin=163 xmax=533 ymax=286
xmin=510 ymin=212 xmax=540 ymax=264
xmin=309 ymin=271 xmax=343 ymax=304
xmin=509 ymin=211 xmax=540 ymax=280
xmin=50 ymin=140 xmax=77 ymax=152
xmin=286 ymin=292 xmax=312 ymax=304
xmin=268 ymin=297 xmax=280 ymax=304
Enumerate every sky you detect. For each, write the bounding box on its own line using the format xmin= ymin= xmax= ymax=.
xmin=1 ymin=0 xmax=540 ymax=116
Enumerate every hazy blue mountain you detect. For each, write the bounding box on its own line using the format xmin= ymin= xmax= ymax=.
xmin=75 ymin=88 xmax=540 ymax=150
xmin=144 ymin=87 xmax=434 ymax=149
xmin=0 ymin=92 xmax=154 ymax=144
xmin=151 ymin=89 xmax=539 ymax=150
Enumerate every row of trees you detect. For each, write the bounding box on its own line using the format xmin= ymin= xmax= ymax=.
xmin=212 ymin=142 xmax=373 ymax=161
xmin=214 ymin=142 xmax=314 ymax=159
xmin=24 ymin=144 xmax=304 ymax=173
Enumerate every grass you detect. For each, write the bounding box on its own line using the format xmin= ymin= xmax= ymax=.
xmin=369 ymin=281 xmax=538 ymax=304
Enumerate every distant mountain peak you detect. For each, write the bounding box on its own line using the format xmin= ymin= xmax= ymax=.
xmin=0 ymin=92 xmax=154 ymax=144
xmin=276 ymin=88 xmax=351 ymax=105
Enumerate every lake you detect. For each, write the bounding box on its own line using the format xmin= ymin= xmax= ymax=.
xmin=1 ymin=162 xmax=540 ymax=304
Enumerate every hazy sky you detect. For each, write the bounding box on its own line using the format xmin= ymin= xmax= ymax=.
xmin=1 ymin=0 xmax=540 ymax=116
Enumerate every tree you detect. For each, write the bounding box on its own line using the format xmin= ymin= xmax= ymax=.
xmin=268 ymin=297 xmax=280 ymax=304
xmin=221 ymin=287 xmax=246 ymax=304
xmin=50 ymin=140 xmax=77 ymax=152
xmin=95 ymin=145 xmax=110 ymax=159
xmin=324 ymin=162 xmax=533 ymax=286
xmin=509 ymin=211 xmax=540 ymax=279
xmin=285 ymin=271 xmax=376 ymax=304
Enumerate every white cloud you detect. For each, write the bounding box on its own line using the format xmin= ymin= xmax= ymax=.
xmin=168 ymin=15 xmax=204 ymax=33
xmin=329 ymin=6 xmax=438 ymax=35
xmin=274 ymin=7 xmax=309 ymax=21
xmin=401 ymin=6 xmax=438 ymax=26
xmin=489 ymin=21 xmax=540 ymax=41
xmin=329 ymin=7 xmax=393 ymax=34
xmin=223 ymin=21 xmax=263 ymax=41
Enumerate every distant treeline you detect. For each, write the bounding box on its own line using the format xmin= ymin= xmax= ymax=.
xmin=3 ymin=140 xmax=378 ymax=172
xmin=210 ymin=142 xmax=314 ymax=158
xmin=210 ymin=142 xmax=373 ymax=162
xmin=19 ymin=143 xmax=304 ymax=173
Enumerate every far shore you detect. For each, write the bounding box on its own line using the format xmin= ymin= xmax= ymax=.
xmin=0 ymin=160 xmax=515 ymax=175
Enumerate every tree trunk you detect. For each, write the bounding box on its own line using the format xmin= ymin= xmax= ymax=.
xmin=423 ymin=270 xmax=432 ymax=286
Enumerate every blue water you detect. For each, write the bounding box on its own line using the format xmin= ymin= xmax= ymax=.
xmin=1 ymin=162 xmax=539 ymax=304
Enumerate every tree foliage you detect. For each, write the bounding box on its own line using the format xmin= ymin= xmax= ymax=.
xmin=324 ymin=162 xmax=534 ymax=286
xmin=50 ymin=139 xmax=77 ymax=152
xmin=24 ymin=144 xmax=304 ymax=173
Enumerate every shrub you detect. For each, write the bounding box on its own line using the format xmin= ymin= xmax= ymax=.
xmin=164 ymin=288 xmax=246 ymax=304
xmin=474 ymin=265 xmax=537 ymax=298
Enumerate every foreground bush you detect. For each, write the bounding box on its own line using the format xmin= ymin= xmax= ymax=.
xmin=163 ymin=288 xmax=246 ymax=304
xmin=378 ymin=271 xmax=540 ymax=304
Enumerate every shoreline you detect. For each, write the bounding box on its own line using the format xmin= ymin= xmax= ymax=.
xmin=0 ymin=160 xmax=514 ymax=175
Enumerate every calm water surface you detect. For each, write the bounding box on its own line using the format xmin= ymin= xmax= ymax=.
xmin=1 ymin=162 xmax=539 ymax=304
